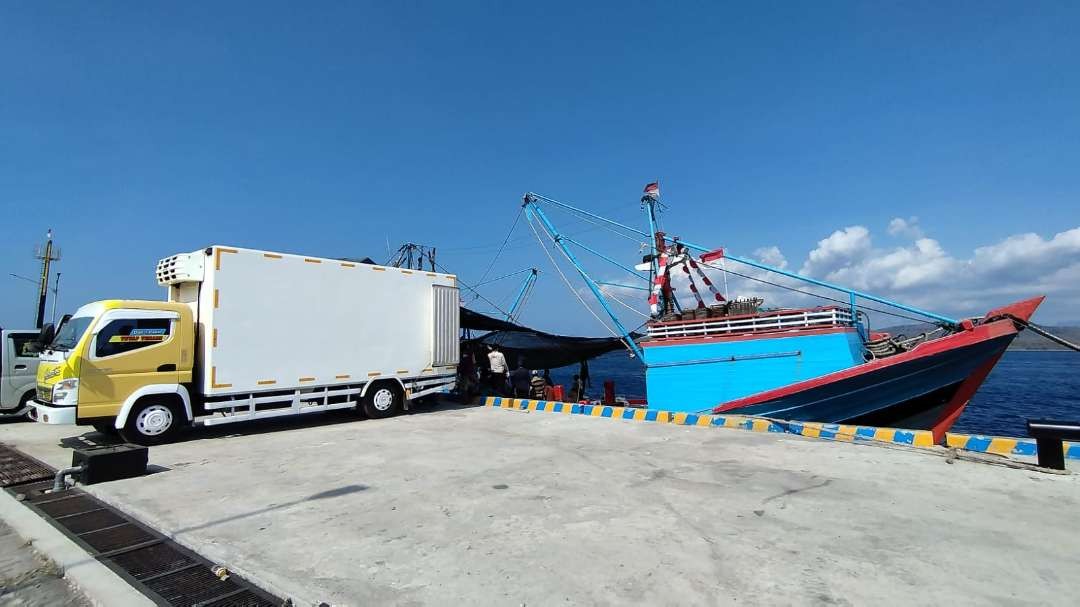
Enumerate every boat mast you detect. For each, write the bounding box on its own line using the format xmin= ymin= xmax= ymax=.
xmin=641 ymin=182 xmax=675 ymax=318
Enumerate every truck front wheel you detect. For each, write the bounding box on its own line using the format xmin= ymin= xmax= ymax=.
xmin=362 ymin=382 xmax=403 ymax=419
xmin=121 ymin=399 xmax=183 ymax=445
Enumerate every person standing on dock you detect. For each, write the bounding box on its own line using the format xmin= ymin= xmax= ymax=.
xmin=510 ymin=361 xmax=531 ymax=398
xmin=529 ymin=370 xmax=547 ymax=399
xmin=487 ymin=345 xmax=508 ymax=396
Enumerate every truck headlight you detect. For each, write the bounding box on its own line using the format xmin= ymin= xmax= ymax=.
xmin=51 ymin=379 xmax=79 ymax=406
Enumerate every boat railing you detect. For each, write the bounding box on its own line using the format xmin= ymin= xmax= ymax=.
xmin=646 ymin=306 xmax=854 ymax=340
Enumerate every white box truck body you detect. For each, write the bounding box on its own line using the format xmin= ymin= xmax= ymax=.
xmin=28 ymin=245 xmax=459 ymax=443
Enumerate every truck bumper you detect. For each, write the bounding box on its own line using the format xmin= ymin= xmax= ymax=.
xmin=27 ymin=401 xmax=77 ymax=425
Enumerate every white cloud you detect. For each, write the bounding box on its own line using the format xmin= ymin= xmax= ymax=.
xmin=753 ymin=246 xmax=788 ymax=269
xmin=887 ymin=216 xmax=923 ymax=239
xmin=799 ymin=226 xmax=872 ymax=277
xmin=708 ymin=224 xmax=1080 ymax=323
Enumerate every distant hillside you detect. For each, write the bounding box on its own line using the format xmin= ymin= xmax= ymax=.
xmin=879 ymin=323 xmax=1080 ymax=351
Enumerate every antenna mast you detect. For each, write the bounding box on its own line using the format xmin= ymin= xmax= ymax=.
xmin=34 ymin=229 xmax=61 ymax=328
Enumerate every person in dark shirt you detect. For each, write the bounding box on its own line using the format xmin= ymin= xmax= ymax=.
xmin=569 ymin=374 xmax=584 ymax=402
xmin=509 ymin=361 xmax=531 ymax=398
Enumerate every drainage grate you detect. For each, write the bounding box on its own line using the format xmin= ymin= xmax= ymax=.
xmin=58 ymin=508 xmax=127 ymax=534
xmin=0 ymin=444 xmax=55 ymax=487
xmin=109 ymin=543 xmax=197 ymax=579
xmin=144 ymin=565 xmax=242 ymax=607
xmin=2 ymin=442 xmax=282 ymax=607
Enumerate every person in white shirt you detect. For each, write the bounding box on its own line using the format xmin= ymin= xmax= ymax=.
xmin=487 ymin=345 xmax=508 ymax=395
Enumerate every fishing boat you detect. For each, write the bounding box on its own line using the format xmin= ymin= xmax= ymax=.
xmin=520 ymin=185 xmax=1044 ymax=442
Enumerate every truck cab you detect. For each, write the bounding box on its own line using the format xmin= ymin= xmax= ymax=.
xmin=1 ymin=328 xmax=41 ymax=415
xmin=29 ymin=300 xmax=195 ymax=442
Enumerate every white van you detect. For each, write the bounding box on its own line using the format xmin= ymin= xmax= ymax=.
xmin=1 ymin=328 xmax=41 ymax=416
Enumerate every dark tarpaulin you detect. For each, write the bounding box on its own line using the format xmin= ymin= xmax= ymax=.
xmin=461 ymin=307 xmax=636 ymax=369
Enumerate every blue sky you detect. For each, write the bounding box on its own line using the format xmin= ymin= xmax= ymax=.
xmin=3 ymin=2 xmax=1079 ymax=334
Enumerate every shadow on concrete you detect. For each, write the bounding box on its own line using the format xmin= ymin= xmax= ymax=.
xmin=172 ymin=484 xmax=371 ymax=535
xmin=43 ymin=397 xmax=488 ymax=449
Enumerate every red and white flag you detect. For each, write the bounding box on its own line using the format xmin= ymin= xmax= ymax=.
xmin=643 ymin=181 xmax=660 ymax=199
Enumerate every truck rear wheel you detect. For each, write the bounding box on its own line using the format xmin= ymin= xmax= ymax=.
xmin=121 ymin=399 xmax=183 ymax=445
xmin=362 ymin=382 xmax=403 ymax=419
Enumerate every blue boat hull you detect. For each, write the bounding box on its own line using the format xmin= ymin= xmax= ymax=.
xmin=722 ymin=333 xmax=1014 ymax=427
xmin=642 ymin=329 xmax=865 ymax=413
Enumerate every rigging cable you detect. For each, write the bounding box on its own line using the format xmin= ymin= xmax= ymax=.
xmin=475 ymin=207 xmax=524 ymax=287
xmin=430 ymin=259 xmax=514 ymax=319
xmin=1006 ymin=317 xmax=1080 ymax=352
xmin=526 ymin=213 xmax=620 ymax=338
xmin=599 ymin=287 xmax=651 ymax=319
xmin=697 ymin=260 xmax=944 ymax=326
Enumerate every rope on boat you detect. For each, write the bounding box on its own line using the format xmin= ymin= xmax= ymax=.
xmin=696 ymin=259 xmax=945 ymax=326
xmin=1007 ymin=316 xmax=1080 ymax=352
xmin=526 ymin=212 xmax=622 ymax=339
xmin=474 ymin=207 xmax=523 ymax=289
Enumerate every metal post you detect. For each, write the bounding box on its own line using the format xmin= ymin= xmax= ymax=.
xmin=51 ymin=272 xmax=61 ymax=325
xmin=507 ymin=269 xmax=538 ymax=322
xmin=562 ymin=236 xmax=649 ymax=283
xmin=34 ymin=229 xmax=61 ymax=329
xmin=525 ymin=201 xmax=644 ymax=358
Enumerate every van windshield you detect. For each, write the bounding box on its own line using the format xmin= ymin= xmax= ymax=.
xmin=50 ymin=316 xmax=94 ymax=351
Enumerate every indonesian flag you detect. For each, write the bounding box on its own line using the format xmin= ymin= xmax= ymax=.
xmin=643 ymin=181 xmax=660 ymax=199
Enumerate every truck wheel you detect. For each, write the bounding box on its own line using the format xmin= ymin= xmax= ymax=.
xmin=121 ymin=400 xmax=182 ymax=445
xmin=362 ymin=382 xmax=403 ymax=419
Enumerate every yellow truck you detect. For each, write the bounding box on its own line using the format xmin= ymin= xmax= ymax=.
xmin=28 ymin=245 xmax=460 ymax=444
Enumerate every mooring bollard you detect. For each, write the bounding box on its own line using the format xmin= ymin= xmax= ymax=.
xmin=1027 ymin=419 xmax=1080 ymax=470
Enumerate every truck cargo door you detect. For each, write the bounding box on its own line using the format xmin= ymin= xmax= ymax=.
xmin=432 ymin=286 xmax=460 ymax=366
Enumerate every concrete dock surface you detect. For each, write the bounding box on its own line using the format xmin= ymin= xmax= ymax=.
xmin=1 ymin=404 xmax=1077 ymax=606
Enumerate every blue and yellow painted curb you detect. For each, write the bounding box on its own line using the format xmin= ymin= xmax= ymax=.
xmin=483 ymin=397 xmax=1080 ymax=461
xmin=483 ymin=397 xmax=935 ymax=447
xmin=945 ymin=433 xmax=1080 ymax=461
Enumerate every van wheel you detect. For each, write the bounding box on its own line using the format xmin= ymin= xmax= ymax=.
xmin=121 ymin=400 xmax=182 ymax=445
xmin=362 ymin=382 xmax=403 ymax=419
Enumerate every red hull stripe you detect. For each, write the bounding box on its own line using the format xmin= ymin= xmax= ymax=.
xmin=714 ymin=316 xmax=1020 ymax=413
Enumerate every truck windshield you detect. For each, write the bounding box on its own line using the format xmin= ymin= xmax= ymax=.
xmin=50 ymin=316 xmax=93 ymax=351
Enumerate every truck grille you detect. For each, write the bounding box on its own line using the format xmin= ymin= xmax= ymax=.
xmin=37 ymin=386 xmax=51 ymax=402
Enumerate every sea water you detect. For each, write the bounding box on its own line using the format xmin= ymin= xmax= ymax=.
xmin=544 ymin=350 xmax=1080 ymax=437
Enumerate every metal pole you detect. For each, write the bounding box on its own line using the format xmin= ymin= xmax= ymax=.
xmin=34 ymin=230 xmax=55 ymax=329
xmin=525 ymin=201 xmax=644 ymax=358
xmin=561 ymin=235 xmax=649 ymax=282
xmin=51 ymin=272 xmax=61 ymax=325
xmin=506 ymin=269 xmax=538 ymax=322
xmin=526 ymin=192 xmax=650 ymax=239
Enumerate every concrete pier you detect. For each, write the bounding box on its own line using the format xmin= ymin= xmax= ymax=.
xmin=1 ymin=404 xmax=1077 ymax=605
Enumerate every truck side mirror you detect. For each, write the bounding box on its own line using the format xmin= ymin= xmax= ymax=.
xmin=38 ymin=323 xmax=55 ymax=347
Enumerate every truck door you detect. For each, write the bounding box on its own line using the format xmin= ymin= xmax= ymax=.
xmin=78 ymin=310 xmax=182 ymax=420
xmin=3 ymin=332 xmax=40 ymax=409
